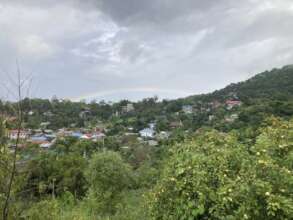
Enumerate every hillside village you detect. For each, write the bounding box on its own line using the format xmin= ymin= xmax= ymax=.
xmin=1 ymin=66 xmax=293 ymax=219
xmin=4 ymin=97 xmax=243 ymax=151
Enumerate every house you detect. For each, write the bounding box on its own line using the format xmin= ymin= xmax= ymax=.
xmin=40 ymin=139 xmax=56 ymax=149
xmin=149 ymin=122 xmax=156 ymax=130
xmin=57 ymin=129 xmax=72 ymax=137
xmin=44 ymin=129 xmax=53 ymax=134
xmin=225 ymin=100 xmax=242 ymax=110
xmin=80 ymin=134 xmax=91 ymax=140
xmin=122 ymin=103 xmax=134 ymax=113
xmin=33 ymin=129 xmax=42 ymax=133
xmin=209 ymin=115 xmax=215 ymax=121
xmin=29 ymin=135 xmax=49 ymax=145
xmin=92 ymin=132 xmax=106 ymax=140
xmin=45 ymin=133 xmax=57 ymax=139
xmin=40 ymin=122 xmax=51 ymax=129
xmin=79 ymin=110 xmax=91 ymax=119
xmin=170 ymin=121 xmax=183 ymax=129
xmin=8 ymin=130 xmax=30 ymax=140
xmin=148 ymin=140 xmax=158 ymax=146
xmin=139 ymin=128 xmax=155 ymax=138
xmin=157 ymin=131 xmax=170 ymax=140
xmin=182 ymin=105 xmax=193 ymax=114
xmin=225 ymin=114 xmax=239 ymax=122
xmin=71 ymin=132 xmax=83 ymax=139
xmin=93 ymin=125 xmax=106 ymax=133
xmin=43 ymin=111 xmax=54 ymax=117
xmin=40 ymin=142 xmax=53 ymax=149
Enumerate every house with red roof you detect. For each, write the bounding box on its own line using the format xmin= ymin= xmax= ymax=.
xmin=225 ymin=100 xmax=242 ymax=110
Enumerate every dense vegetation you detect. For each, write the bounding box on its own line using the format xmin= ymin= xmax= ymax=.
xmin=149 ymin=118 xmax=293 ymax=219
xmin=0 ymin=66 xmax=293 ymax=219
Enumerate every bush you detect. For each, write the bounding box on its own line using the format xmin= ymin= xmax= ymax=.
xmin=148 ymin=118 xmax=293 ymax=219
xmin=85 ymin=151 xmax=134 ymax=215
xmin=23 ymin=199 xmax=60 ymax=220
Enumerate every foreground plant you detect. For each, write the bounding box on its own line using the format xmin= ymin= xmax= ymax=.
xmin=149 ymin=117 xmax=293 ymax=219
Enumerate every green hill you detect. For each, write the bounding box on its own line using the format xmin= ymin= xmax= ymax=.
xmin=209 ymin=65 xmax=293 ymax=102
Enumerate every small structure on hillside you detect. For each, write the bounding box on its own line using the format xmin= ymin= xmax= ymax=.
xmin=170 ymin=121 xmax=183 ymax=129
xmin=182 ymin=105 xmax=193 ymax=114
xmin=209 ymin=115 xmax=215 ymax=121
xmin=71 ymin=131 xmax=83 ymax=139
xmin=8 ymin=130 xmax=30 ymax=140
xmin=148 ymin=140 xmax=159 ymax=146
xmin=43 ymin=111 xmax=54 ymax=117
xmin=122 ymin=103 xmax=135 ymax=113
xmin=156 ymin=131 xmax=171 ymax=140
xmin=225 ymin=100 xmax=242 ymax=110
xmin=92 ymin=132 xmax=106 ymax=141
xmin=225 ymin=114 xmax=239 ymax=122
xmin=139 ymin=128 xmax=155 ymax=139
xmin=40 ymin=122 xmax=51 ymax=129
xmin=79 ymin=110 xmax=91 ymax=119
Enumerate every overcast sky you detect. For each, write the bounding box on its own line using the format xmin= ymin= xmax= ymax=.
xmin=1 ymin=0 xmax=293 ymax=102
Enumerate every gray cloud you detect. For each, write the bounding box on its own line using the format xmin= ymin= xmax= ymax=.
xmin=0 ymin=0 xmax=293 ymax=101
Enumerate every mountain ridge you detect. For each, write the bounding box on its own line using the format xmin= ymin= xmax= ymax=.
xmin=180 ymin=64 xmax=293 ymax=104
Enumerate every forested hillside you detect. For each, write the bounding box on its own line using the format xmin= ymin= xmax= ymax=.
xmin=210 ymin=65 xmax=293 ymax=101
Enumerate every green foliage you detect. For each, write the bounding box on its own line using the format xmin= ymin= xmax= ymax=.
xmin=85 ymin=151 xmax=134 ymax=214
xmin=24 ymin=151 xmax=87 ymax=198
xmin=23 ymin=199 xmax=60 ymax=220
xmin=135 ymin=162 xmax=159 ymax=188
xmin=112 ymin=189 xmax=150 ymax=220
xmin=148 ymin=118 xmax=293 ymax=219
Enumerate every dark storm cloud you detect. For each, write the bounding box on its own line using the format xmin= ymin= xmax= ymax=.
xmin=94 ymin=0 xmax=225 ymax=25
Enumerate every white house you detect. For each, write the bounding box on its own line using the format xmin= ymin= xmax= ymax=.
xmin=80 ymin=134 xmax=91 ymax=140
xmin=149 ymin=122 xmax=156 ymax=130
xmin=122 ymin=103 xmax=135 ymax=113
xmin=40 ymin=122 xmax=51 ymax=128
xmin=8 ymin=130 xmax=30 ymax=140
xmin=40 ymin=142 xmax=52 ymax=149
xmin=148 ymin=140 xmax=158 ymax=146
xmin=139 ymin=128 xmax=155 ymax=138
xmin=182 ymin=105 xmax=193 ymax=114
xmin=92 ymin=132 xmax=106 ymax=141
xmin=43 ymin=111 xmax=54 ymax=117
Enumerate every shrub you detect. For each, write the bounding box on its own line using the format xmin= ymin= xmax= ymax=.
xmin=148 ymin=118 xmax=293 ymax=219
xmin=85 ymin=151 xmax=134 ymax=215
